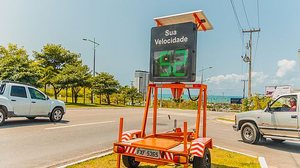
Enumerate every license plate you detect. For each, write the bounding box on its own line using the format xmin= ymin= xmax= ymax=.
xmin=135 ymin=148 xmax=160 ymax=159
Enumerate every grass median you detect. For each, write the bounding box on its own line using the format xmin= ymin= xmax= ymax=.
xmin=68 ymin=148 xmax=260 ymax=168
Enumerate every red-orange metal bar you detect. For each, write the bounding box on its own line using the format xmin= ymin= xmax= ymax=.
xmin=183 ymin=121 xmax=187 ymax=153
xmin=203 ymin=87 xmax=207 ymax=137
xmin=116 ymin=117 xmax=123 ymax=168
xmin=155 ymin=19 xmax=163 ymax=27
xmin=195 ymin=86 xmax=203 ymax=138
xmin=141 ymin=86 xmax=152 ymax=137
xmin=193 ymin=13 xmax=207 ymax=31
xmin=153 ymin=87 xmax=158 ymax=135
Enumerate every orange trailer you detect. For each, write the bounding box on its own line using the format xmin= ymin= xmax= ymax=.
xmin=113 ymin=10 xmax=213 ymax=168
xmin=114 ymin=83 xmax=212 ymax=168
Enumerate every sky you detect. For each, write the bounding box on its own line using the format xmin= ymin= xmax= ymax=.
xmin=1 ymin=0 xmax=300 ymax=96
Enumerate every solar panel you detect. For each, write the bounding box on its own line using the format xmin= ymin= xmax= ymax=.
xmin=154 ymin=10 xmax=213 ymax=31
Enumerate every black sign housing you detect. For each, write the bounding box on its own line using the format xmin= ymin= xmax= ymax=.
xmin=150 ymin=22 xmax=197 ymax=82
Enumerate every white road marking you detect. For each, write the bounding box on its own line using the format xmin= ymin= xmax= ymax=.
xmin=148 ymin=115 xmax=164 ymax=119
xmin=45 ymin=121 xmax=116 ymax=130
xmin=259 ymin=157 xmax=269 ymax=168
xmin=214 ymin=145 xmax=257 ymax=158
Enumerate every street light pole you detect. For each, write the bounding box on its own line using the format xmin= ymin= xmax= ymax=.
xmin=199 ymin=66 xmax=213 ymax=84
xmin=83 ymin=38 xmax=100 ymax=103
xmin=93 ymin=38 xmax=96 ymax=77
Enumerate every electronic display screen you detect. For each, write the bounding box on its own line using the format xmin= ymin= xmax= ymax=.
xmin=150 ymin=22 xmax=197 ymax=82
xmin=153 ymin=49 xmax=188 ymax=77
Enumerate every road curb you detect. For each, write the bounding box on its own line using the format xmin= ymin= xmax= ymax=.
xmin=214 ymin=145 xmax=268 ymax=168
xmin=54 ymin=148 xmax=113 ymax=168
xmin=56 ymin=145 xmax=268 ymax=168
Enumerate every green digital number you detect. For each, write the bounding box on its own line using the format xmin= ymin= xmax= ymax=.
xmin=159 ymin=51 xmax=172 ymax=77
xmin=158 ymin=49 xmax=188 ymax=77
xmin=173 ymin=49 xmax=188 ymax=77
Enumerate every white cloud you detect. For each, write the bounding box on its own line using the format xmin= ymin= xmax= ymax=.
xmin=252 ymin=72 xmax=268 ymax=83
xmin=207 ymin=72 xmax=268 ymax=85
xmin=276 ymin=59 xmax=296 ymax=77
xmin=208 ymin=73 xmax=244 ymax=84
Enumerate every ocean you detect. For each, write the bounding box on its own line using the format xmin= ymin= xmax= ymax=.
xmin=159 ymin=94 xmax=242 ymax=103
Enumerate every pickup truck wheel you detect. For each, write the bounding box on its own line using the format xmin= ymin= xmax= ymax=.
xmin=27 ymin=117 xmax=36 ymax=120
xmin=271 ymin=139 xmax=285 ymax=143
xmin=0 ymin=109 xmax=5 ymax=125
xmin=193 ymin=147 xmax=211 ymax=168
xmin=122 ymin=155 xmax=140 ymax=168
xmin=241 ymin=122 xmax=260 ymax=144
xmin=50 ymin=108 xmax=63 ymax=122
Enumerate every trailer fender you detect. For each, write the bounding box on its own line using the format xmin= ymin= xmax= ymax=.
xmin=122 ymin=130 xmax=142 ymax=142
xmin=190 ymin=138 xmax=212 ymax=157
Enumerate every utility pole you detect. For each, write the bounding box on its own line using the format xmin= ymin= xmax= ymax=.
xmin=242 ymin=28 xmax=260 ymax=98
xmin=241 ymin=79 xmax=248 ymax=98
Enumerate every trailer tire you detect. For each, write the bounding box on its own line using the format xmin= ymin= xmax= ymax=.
xmin=122 ymin=155 xmax=140 ymax=168
xmin=193 ymin=147 xmax=211 ymax=168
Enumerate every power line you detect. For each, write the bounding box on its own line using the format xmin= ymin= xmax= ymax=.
xmin=230 ymin=0 xmax=243 ymax=31
xmin=257 ymin=0 xmax=260 ymax=27
xmin=242 ymin=0 xmax=251 ymax=28
xmin=230 ymin=0 xmax=244 ymax=55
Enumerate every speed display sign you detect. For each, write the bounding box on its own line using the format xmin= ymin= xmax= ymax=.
xmin=150 ymin=22 xmax=197 ymax=82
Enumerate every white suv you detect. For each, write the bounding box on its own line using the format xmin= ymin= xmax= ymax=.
xmin=0 ymin=81 xmax=66 ymax=125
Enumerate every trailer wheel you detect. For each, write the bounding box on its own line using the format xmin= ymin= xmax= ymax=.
xmin=193 ymin=147 xmax=211 ymax=168
xmin=122 ymin=155 xmax=140 ymax=168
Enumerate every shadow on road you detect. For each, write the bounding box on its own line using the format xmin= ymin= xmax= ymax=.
xmin=0 ymin=119 xmax=69 ymax=129
xmin=261 ymin=140 xmax=300 ymax=154
xmin=238 ymin=139 xmax=300 ymax=154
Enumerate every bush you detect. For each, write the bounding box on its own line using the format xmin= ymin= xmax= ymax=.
xmin=242 ymin=94 xmax=273 ymax=112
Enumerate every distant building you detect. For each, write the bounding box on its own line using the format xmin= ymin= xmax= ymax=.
xmin=134 ymin=70 xmax=150 ymax=96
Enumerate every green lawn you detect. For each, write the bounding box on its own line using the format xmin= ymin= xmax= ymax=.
xmin=217 ymin=117 xmax=235 ymax=123
xmin=68 ymin=148 xmax=260 ymax=168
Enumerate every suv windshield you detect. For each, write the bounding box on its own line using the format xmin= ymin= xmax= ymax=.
xmin=0 ymin=84 xmax=6 ymax=95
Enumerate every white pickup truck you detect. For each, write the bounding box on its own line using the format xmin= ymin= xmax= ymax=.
xmin=0 ymin=81 xmax=66 ymax=125
xmin=233 ymin=93 xmax=299 ymax=144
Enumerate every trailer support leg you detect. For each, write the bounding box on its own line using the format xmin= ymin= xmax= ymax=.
xmin=116 ymin=117 xmax=123 ymax=168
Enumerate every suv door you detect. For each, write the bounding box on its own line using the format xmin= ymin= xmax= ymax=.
xmin=28 ymin=87 xmax=51 ymax=116
xmin=10 ymin=85 xmax=31 ymax=116
xmin=268 ymin=95 xmax=298 ymax=138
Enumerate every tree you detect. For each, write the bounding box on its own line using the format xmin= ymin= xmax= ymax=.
xmin=54 ymin=62 xmax=92 ymax=103
xmin=33 ymin=44 xmax=80 ymax=99
xmin=126 ymin=87 xmax=143 ymax=106
xmin=0 ymin=44 xmax=42 ymax=86
xmin=120 ymin=85 xmax=130 ymax=105
xmin=92 ymin=72 xmax=120 ymax=105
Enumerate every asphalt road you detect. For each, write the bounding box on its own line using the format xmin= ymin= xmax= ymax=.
xmin=0 ymin=108 xmax=299 ymax=168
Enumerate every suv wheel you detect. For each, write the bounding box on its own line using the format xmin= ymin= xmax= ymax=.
xmin=0 ymin=108 xmax=5 ymax=125
xmin=50 ymin=108 xmax=64 ymax=122
xmin=241 ymin=122 xmax=260 ymax=144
